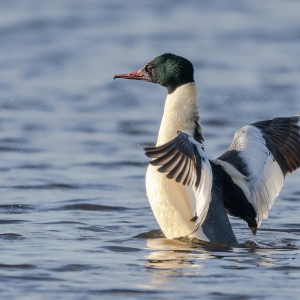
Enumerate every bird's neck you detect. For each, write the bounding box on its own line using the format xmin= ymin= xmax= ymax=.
xmin=157 ymin=83 xmax=199 ymax=146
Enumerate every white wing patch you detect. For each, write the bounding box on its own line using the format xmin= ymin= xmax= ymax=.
xmin=193 ymin=142 xmax=213 ymax=227
xmin=144 ymin=131 xmax=213 ymax=228
xmin=220 ymin=125 xmax=285 ymax=226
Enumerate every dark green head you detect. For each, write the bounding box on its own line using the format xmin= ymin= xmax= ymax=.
xmin=114 ymin=53 xmax=194 ymax=94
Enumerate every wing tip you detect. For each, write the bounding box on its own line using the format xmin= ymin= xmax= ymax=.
xmin=249 ymin=226 xmax=257 ymax=236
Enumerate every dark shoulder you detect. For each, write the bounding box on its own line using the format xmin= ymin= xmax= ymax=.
xmin=193 ymin=119 xmax=204 ymax=143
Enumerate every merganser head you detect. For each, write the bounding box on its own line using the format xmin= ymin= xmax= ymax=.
xmin=114 ymin=53 xmax=194 ymax=94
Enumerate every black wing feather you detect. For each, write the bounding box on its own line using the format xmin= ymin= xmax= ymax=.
xmin=167 ymin=154 xmax=187 ymax=179
xmin=252 ymin=116 xmax=300 ymax=175
xmin=150 ymin=147 xmax=178 ymax=166
xmin=175 ymin=156 xmax=190 ymax=183
xmin=157 ymin=151 xmax=182 ymax=173
xmin=144 ymin=132 xmax=202 ymax=187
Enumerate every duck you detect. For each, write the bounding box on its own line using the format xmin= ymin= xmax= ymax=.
xmin=114 ymin=53 xmax=300 ymax=244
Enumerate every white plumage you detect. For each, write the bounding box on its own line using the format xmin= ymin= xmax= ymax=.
xmin=215 ymin=125 xmax=285 ymax=227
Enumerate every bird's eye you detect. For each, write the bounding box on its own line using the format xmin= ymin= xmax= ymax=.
xmin=145 ymin=64 xmax=152 ymax=73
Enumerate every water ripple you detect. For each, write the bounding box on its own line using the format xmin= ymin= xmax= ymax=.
xmin=57 ymin=203 xmax=129 ymax=211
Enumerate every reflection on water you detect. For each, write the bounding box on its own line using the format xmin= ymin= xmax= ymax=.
xmin=139 ymin=236 xmax=300 ymax=298
xmin=145 ymin=237 xmax=278 ymax=272
xmin=145 ymin=238 xmax=210 ymax=271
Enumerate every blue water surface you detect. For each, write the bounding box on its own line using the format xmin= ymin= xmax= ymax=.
xmin=0 ymin=1 xmax=300 ymax=299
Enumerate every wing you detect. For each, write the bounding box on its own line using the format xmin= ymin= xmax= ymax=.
xmin=144 ymin=131 xmax=213 ymax=227
xmin=218 ymin=116 xmax=300 ymax=229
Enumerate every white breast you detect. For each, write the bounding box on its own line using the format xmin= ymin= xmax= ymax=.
xmin=146 ymin=165 xmax=208 ymax=240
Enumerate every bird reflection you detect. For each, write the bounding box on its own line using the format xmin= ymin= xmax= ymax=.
xmin=144 ymin=238 xmax=212 ymax=273
xmin=143 ymin=237 xmax=279 ymax=273
xmin=132 ymin=236 xmax=293 ymax=292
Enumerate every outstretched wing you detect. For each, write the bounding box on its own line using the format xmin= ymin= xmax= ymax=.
xmin=218 ymin=116 xmax=300 ymax=228
xmin=144 ymin=131 xmax=213 ymax=227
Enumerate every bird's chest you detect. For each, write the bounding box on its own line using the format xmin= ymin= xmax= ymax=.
xmin=145 ymin=164 xmax=197 ymax=238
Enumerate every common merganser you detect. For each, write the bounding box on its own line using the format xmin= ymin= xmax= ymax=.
xmin=114 ymin=53 xmax=300 ymax=244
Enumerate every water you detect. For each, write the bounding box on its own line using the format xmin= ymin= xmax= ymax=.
xmin=0 ymin=0 xmax=300 ymax=299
